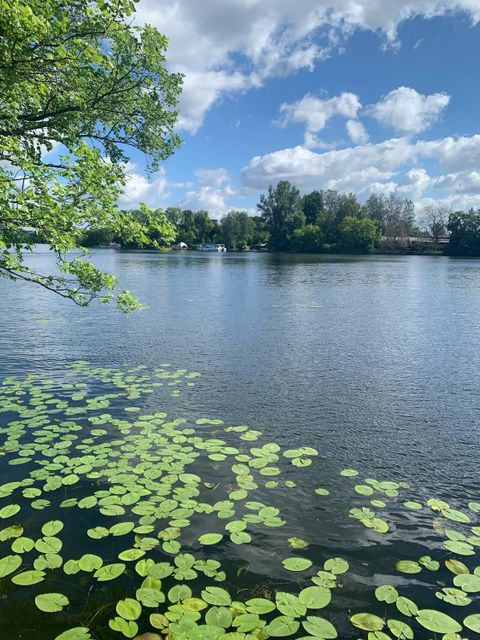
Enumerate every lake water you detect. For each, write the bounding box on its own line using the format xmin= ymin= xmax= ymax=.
xmin=1 ymin=249 xmax=480 ymax=639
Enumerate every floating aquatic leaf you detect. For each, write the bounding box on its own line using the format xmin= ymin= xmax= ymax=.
xmin=350 ymin=613 xmax=385 ymax=632
xmin=276 ymin=592 xmax=306 ymax=618
xmin=416 ymin=609 xmax=462 ymax=633
xmin=453 ymin=573 xmax=480 ymax=592
xmin=418 ymin=555 xmax=439 ymax=571
xmin=116 ymin=598 xmax=142 ymax=621
xmin=109 ymin=616 xmax=138 ymax=638
xmin=387 ymin=619 xmax=414 ymax=639
xmin=11 ymin=537 xmax=34 ymax=553
xmin=396 ymin=596 xmax=418 ymax=617
xmin=302 ymin=616 xmax=337 ymax=638
xmin=267 ymin=616 xmax=300 ymax=637
xmin=94 ymin=563 xmax=126 ymax=582
xmin=436 ymin=587 xmax=472 ymax=606
xmin=282 ymin=557 xmax=313 ymax=572
xmin=118 ymin=548 xmax=145 ymax=561
xmin=0 ymin=554 xmax=22 ymax=577
xmin=464 ymin=614 xmax=480 ymax=633
xmin=202 ymin=587 xmax=231 ymax=606
xmin=288 ymin=537 xmax=309 ymax=549
xmin=375 ymin=585 xmax=398 ymax=604
xmin=35 ymin=592 xmax=69 ymax=613
xmin=395 ymin=560 xmax=421 ymax=574
xmin=230 ymin=530 xmax=251 ymax=544
xmin=355 ymin=484 xmax=374 ymax=496
xmin=246 ymin=598 xmax=276 ymax=614
xmin=340 ymin=469 xmax=358 ymax=477
xmin=198 ymin=533 xmax=223 ymax=545
xmin=11 ymin=569 xmax=45 ymax=585
xmin=54 ymin=628 xmax=91 ymax=640
xmin=445 ymin=559 xmax=470 ymax=575
xmin=324 ymin=557 xmax=349 ymax=574
xmin=404 ymin=501 xmax=423 ymax=510
xmin=443 ymin=540 xmax=475 ymax=556
xmin=299 ymin=586 xmax=331 ymax=609
xmin=442 ymin=508 xmax=471 ymax=524
xmin=0 ymin=504 xmax=21 ymax=518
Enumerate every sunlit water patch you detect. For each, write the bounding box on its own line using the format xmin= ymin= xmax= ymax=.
xmin=0 ymin=362 xmax=479 ymax=640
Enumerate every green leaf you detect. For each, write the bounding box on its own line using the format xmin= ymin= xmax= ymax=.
xmin=118 ymin=548 xmax=145 ymax=561
xmin=415 ymin=609 xmax=462 ymax=633
xmin=41 ymin=520 xmax=64 ymax=536
xmin=0 ymin=504 xmax=21 ymax=518
xmin=54 ymin=628 xmax=91 ymax=640
xmin=453 ymin=573 xmax=480 ymax=592
xmin=324 ymin=557 xmax=349 ymax=574
xmin=35 ymin=593 xmax=69 ymax=612
xmin=201 ymin=587 xmax=231 ymax=606
xmin=403 ymin=501 xmax=423 ymax=510
xmin=387 ymin=619 xmax=414 ymax=639
xmin=395 ymin=560 xmax=421 ymax=574
xmin=78 ymin=554 xmax=102 ymax=572
xmin=116 ymin=598 xmax=142 ymax=621
xmin=443 ymin=540 xmax=475 ymax=556
xmin=441 ymin=508 xmax=471 ymax=524
xmin=302 ymin=616 xmax=338 ymax=638
xmin=276 ymin=592 xmax=306 ymax=618
xmin=0 ymin=554 xmax=22 ymax=577
xmin=11 ymin=537 xmax=34 ymax=553
xmin=375 ymin=585 xmax=399 ymax=604
xmin=299 ymin=586 xmax=331 ymax=609
xmin=267 ymin=616 xmax=300 ymax=637
xmin=464 ymin=614 xmax=480 ymax=633
xmin=198 ymin=533 xmax=223 ymax=545
xmin=94 ymin=563 xmax=126 ymax=582
xmin=11 ymin=569 xmax=45 ymax=585
xmin=396 ymin=596 xmax=418 ymax=617
xmin=350 ymin=614 xmax=385 ymax=631
xmin=245 ymin=598 xmax=276 ymax=614
xmin=282 ymin=557 xmax=313 ymax=572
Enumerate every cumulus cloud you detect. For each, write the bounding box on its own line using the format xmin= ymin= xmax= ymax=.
xmin=117 ymin=165 xmax=186 ymax=210
xmin=367 ymin=86 xmax=451 ymax=134
xmin=346 ymin=119 xmax=369 ymax=144
xmin=179 ymin=185 xmax=236 ymax=219
xmin=241 ymin=133 xmax=480 ymax=205
xmin=278 ymin=92 xmax=362 ymax=133
xmin=195 ymin=168 xmax=230 ymax=187
xmin=137 ymin=0 xmax=479 ymax=133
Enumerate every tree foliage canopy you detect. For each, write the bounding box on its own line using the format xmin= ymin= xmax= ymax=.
xmin=446 ymin=210 xmax=480 ymax=256
xmin=0 ymin=0 xmax=182 ymax=310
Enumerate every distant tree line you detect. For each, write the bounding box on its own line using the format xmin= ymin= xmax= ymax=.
xmin=75 ymin=180 xmax=480 ymax=256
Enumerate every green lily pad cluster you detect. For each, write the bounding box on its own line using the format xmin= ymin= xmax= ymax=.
xmin=0 ymin=362 xmax=479 ymax=640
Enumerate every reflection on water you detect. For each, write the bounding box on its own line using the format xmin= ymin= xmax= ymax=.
xmin=0 ymin=361 xmax=478 ymax=639
xmin=1 ymin=250 xmax=480 ymax=491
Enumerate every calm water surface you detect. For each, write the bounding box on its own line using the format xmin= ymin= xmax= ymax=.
xmin=0 ymin=249 xmax=479 ymax=639
xmin=2 ymin=249 xmax=479 ymax=489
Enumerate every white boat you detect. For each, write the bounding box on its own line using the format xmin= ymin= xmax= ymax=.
xmin=197 ymin=243 xmax=227 ymax=252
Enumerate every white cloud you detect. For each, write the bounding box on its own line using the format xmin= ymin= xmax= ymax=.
xmin=118 ymin=165 xmax=186 ymax=209
xmin=241 ymin=133 xmax=480 ymax=206
xmin=396 ymin=167 xmax=432 ymax=199
xmin=346 ymin=119 xmax=369 ymax=144
xmin=195 ymin=168 xmax=230 ymax=187
xmin=179 ymin=185 xmax=236 ymax=219
xmin=367 ymin=86 xmax=451 ymax=134
xmin=137 ymin=0 xmax=479 ymax=133
xmin=278 ymin=92 xmax=362 ymax=133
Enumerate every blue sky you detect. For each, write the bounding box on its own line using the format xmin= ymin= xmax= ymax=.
xmin=115 ymin=1 xmax=480 ymax=218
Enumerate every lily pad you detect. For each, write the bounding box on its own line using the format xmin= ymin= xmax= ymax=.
xmin=35 ymin=593 xmax=69 ymax=613
xmin=282 ymin=557 xmax=313 ymax=572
